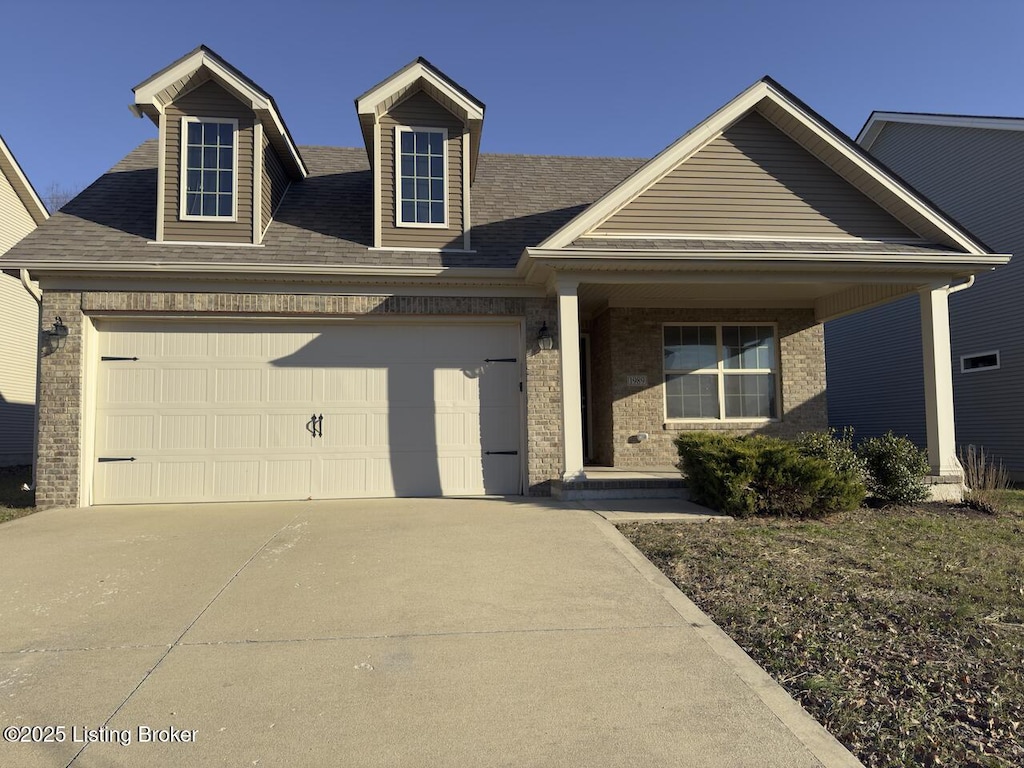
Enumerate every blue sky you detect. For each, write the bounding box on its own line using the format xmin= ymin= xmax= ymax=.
xmin=2 ymin=0 xmax=1022 ymax=198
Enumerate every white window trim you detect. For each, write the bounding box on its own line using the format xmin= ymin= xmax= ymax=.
xmin=960 ymin=350 xmax=1000 ymax=374
xmin=179 ymin=116 xmax=239 ymax=222
xmin=662 ymin=322 xmax=781 ymax=423
xmin=395 ymin=125 xmax=449 ymax=229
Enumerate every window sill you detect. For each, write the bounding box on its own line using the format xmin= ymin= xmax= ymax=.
xmin=395 ymin=221 xmax=449 ymax=229
xmin=663 ymin=419 xmax=778 ymax=431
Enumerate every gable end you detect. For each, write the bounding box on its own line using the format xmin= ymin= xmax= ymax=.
xmin=593 ymin=111 xmax=918 ymax=241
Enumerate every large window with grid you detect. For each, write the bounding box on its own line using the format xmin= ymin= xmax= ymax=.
xmin=181 ymin=117 xmax=236 ymax=219
xmin=396 ymin=127 xmax=446 ymax=226
xmin=663 ymin=324 xmax=778 ymax=420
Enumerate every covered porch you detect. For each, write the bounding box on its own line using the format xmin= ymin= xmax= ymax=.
xmin=521 ymin=244 xmax=1009 ymax=498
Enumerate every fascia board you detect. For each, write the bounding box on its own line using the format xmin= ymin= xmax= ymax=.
xmin=356 ymin=63 xmax=484 ymax=120
xmin=524 ymin=247 xmax=1010 ymax=270
xmin=0 ymin=135 xmax=49 ymax=224
xmin=537 ymin=81 xmax=771 ymax=250
xmin=13 ymin=261 xmax=521 ymax=279
xmin=858 ymin=111 xmax=1024 ymax=149
xmin=762 ymin=85 xmax=989 ymax=255
xmin=135 ymin=51 xmax=267 ymax=110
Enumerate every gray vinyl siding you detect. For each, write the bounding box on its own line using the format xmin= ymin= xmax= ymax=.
xmin=599 ymin=111 xmax=916 ymax=240
xmin=163 ymin=80 xmax=255 ymax=244
xmin=261 ymin=133 xmax=288 ymax=233
xmin=825 ymin=294 xmax=926 ymax=448
xmin=828 ymin=121 xmax=1024 ymax=477
xmin=0 ymin=171 xmax=38 ymax=465
xmin=380 ymin=89 xmax=465 ymax=249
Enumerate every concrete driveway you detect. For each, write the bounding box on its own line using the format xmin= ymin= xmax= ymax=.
xmin=0 ymin=499 xmax=860 ymax=767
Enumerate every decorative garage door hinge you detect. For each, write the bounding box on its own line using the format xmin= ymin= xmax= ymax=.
xmin=98 ymin=457 xmax=136 ymax=462
xmin=100 ymin=356 xmax=139 ymax=361
xmin=484 ymin=358 xmax=517 ymax=363
xmin=484 ymin=451 xmax=518 ymax=455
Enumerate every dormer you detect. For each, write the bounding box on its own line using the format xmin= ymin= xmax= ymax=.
xmin=131 ymin=45 xmax=306 ymax=245
xmin=355 ymin=58 xmax=485 ymax=251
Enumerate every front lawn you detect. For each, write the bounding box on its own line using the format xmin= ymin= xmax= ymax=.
xmin=0 ymin=465 xmax=36 ymax=524
xmin=620 ymin=497 xmax=1024 ymax=768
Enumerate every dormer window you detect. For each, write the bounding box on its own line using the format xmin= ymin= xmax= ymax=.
xmin=397 ymin=127 xmax=446 ymax=227
xmin=181 ymin=117 xmax=237 ymax=219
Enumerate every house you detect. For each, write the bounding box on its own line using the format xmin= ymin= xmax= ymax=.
xmin=827 ymin=113 xmax=1024 ymax=480
xmin=0 ymin=134 xmax=48 ymax=466
xmin=1 ymin=46 xmax=1008 ymax=508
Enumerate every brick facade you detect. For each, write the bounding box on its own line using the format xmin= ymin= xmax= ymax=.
xmin=588 ymin=307 xmax=828 ymax=468
xmin=35 ymin=290 xmax=826 ymax=507
xmin=34 ymin=290 xmax=562 ymax=507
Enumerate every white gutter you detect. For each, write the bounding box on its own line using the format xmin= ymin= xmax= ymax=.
xmin=947 ymin=275 xmax=975 ymax=294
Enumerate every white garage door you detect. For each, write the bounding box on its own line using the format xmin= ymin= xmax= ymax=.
xmin=92 ymin=321 xmax=522 ymax=504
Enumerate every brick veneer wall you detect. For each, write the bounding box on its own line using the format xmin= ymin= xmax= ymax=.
xmin=594 ymin=307 xmax=827 ymax=468
xmin=34 ymin=290 xmax=562 ymax=507
xmin=35 ymin=291 xmax=85 ymax=508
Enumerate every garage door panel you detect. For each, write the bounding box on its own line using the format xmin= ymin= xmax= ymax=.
xmin=215 ymin=369 xmax=262 ymax=402
xmin=96 ymin=461 xmax=153 ymax=503
xmin=161 ymin=331 xmax=210 ymax=358
xmin=159 ymin=414 xmax=208 ymax=450
xmin=265 ymin=459 xmax=313 ymax=498
xmin=160 ymin=368 xmax=209 ymax=404
xmin=214 ymin=414 xmax=263 ymax=449
xmin=214 ymin=333 xmax=263 ymax=359
xmin=106 ymin=368 xmax=156 ymax=405
xmin=101 ymin=414 xmax=155 ymax=452
xmin=158 ymin=461 xmax=206 ymax=499
xmin=93 ymin=322 xmax=522 ymax=504
xmin=212 ymin=460 xmax=260 ymax=497
xmin=267 ymin=368 xmax=314 ymax=403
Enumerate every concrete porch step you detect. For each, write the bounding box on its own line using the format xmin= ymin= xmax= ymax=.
xmin=551 ymin=468 xmax=688 ymax=501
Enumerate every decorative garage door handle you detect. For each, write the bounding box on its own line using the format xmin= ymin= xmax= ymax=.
xmin=484 ymin=357 xmax=518 ymax=363
xmin=484 ymin=450 xmax=518 ymax=455
xmin=306 ymin=414 xmax=323 ymax=438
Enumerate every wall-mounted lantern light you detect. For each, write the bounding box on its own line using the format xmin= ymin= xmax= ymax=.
xmin=41 ymin=316 xmax=69 ymax=355
xmin=537 ymin=322 xmax=554 ymax=351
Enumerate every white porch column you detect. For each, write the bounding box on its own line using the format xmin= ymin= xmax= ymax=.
xmin=556 ymin=279 xmax=585 ymax=480
xmin=919 ymin=284 xmax=961 ymax=476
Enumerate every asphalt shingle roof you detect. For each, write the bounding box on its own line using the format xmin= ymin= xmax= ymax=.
xmin=3 ymin=141 xmax=645 ymax=270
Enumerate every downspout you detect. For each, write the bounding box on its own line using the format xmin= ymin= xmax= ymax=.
xmin=19 ymin=269 xmax=41 ymax=492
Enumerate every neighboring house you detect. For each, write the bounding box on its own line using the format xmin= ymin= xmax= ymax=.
xmin=0 ymin=134 xmax=48 ymax=466
xmin=827 ymin=113 xmax=1024 ymax=479
xmin=0 ymin=46 xmax=1008 ymax=508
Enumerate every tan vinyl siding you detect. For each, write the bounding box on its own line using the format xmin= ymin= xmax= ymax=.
xmin=598 ymin=111 xmax=916 ymax=239
xmin=163 ymin=80 xmax=255 ymax=243
xmin=261 ymin=133 xmax=288 ymax=230
xmin=0 ymin=171 xmax=39 ymax=463
xmin=0 ymin=168 xmax=36 ymax=253
xmin=829 ymin=121 xmax=1024 ymax=477
xmin=380 ymin=89 xmax=465 ymax=249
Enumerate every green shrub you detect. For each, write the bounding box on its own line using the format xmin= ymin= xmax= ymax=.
xmin=675 ymin=432 xmax=864 ymax=519
xmin=795 ymin=428 xmax=867 ymax=484
xmin=856 ymin=431 xmax=930 ymax=505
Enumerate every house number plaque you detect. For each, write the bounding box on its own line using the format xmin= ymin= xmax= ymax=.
xmin=626 ymin=374 xmax=648 ymax=387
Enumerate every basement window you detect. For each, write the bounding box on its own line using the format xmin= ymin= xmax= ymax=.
xmin=960 ymin=351 xmax=1000 ymax=373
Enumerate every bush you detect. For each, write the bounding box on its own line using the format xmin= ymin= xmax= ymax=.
xmin=959 ymin=444 xmax=1010 ymax=514
xmin=675 ymin=432 xmax=864 ymax=519
xmin=856 ymin=431 xmax=930 ymax=505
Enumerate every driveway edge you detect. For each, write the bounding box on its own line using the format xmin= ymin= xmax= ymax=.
xmin=591 ymin=515 xmax=865 ymax=768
